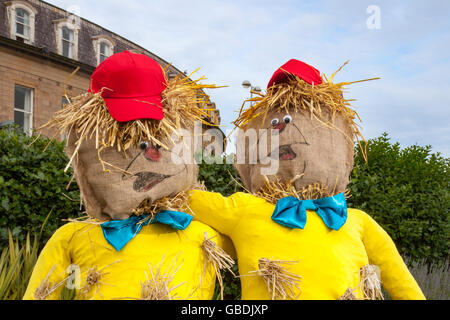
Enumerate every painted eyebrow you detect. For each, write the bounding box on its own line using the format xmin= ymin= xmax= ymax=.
xmin=255 ymin=121 xmax=309 ymax=146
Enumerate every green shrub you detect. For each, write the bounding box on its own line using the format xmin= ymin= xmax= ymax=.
xmin=0 ymin=126 xmax=81 ymax=249
xmin=212 ymin=264 xmax=241 ymax=300
xmin=198 ymin=153 xmax=244 ymax=197
xmin=348 ymin=133 xmax=450 ymax=263
xmin=198 ymin=153 xmax=243 ymax=300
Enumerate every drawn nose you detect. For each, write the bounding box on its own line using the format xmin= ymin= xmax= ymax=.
xmin=272 ymin=122 xmax=286 ymax=133
xmin=144 ymin=146 xmax=161 ymax=162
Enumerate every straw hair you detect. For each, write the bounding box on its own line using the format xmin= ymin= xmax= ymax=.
xmin=81 ymin=260 xmax=121 ymax=299
xmin=339 ymin=287 xmax=358 ymax=300
xmin=359 ymin=264 xmax=384 ymax=300
xmin=65 ymin=187 xmax=204 ymax=223
xmin=42 ymin=70 xmax=222 ymax=171
xmin=201 ymin=232 xmax=235 ymax=300
xmin=248 ymin=258 xmax=302 ymax=300
xmin=34 ymin=266 xmax=66 ymax=300
xmin=254 ymin=175 xmax=350 ymax=205
xmin=132 ymin=184 xmax=206 ymax=217
xmin=234 ymin=61 xmax=379 ymax=161
xmin=132 ymin=190 xmax=191 ymax=217
xmin=140 ymin=255 xmax=184 ymax=300
xmin=339 ymin=264 xmax=384 ymax=300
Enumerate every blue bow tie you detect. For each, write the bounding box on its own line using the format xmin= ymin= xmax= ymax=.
xmin=101 ymin=210 xmax=193 ymax=251
xmin=271 ymin=193 xmax=347 ymax=231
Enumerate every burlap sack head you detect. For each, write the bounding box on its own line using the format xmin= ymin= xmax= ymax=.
xmin=66 ymin=125 xmax=198 ymax=221
xmin=235 ymin=106 xmax=354 ymax=195
xmin=234 ymin=65 xmax=373 ymax=197
xmin=46 ymin=73 xmax=219 ymax=221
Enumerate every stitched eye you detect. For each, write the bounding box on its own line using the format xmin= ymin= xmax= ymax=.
xmin=271 ymin=118 xmax=279 ymax=126
xmin=283 ymin=115 xmax=292 ymax=124
xmin=139 ymin=141 xmax=149 ymax=150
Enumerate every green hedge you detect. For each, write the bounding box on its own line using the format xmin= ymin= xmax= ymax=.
xmin=0 ymin=126 xmax=81 ymax=248
xmin=197 ymin=153 xmax=244 ymax=197
xmin=347 ymin=133 xmax=449 ymax=263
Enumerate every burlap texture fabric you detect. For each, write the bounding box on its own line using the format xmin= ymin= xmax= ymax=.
xmin=66 ymin=128 xmax=198 ymax=221
xmin=234 ymin=107 xmax=354 ymax=194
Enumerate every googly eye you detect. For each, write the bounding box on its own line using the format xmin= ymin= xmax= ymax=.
xmin=139 ymin=141 xmax=149 ymax=150
xmin=271 ymin=118 xmax=280 ymax=126
xmin=155 ymin=143 xmax=161 ymax=150
xmin=283 ymin=115 xmax=292 ymax=124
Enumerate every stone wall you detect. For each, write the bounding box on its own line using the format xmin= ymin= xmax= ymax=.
xmin=0 ymin=44 xmax=89 ymax=138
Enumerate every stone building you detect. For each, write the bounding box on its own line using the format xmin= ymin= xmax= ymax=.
xmin=0 ymin=0 xmax=221 ymax=138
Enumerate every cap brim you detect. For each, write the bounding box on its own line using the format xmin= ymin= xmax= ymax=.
xmin=267 ymin=71 xmax=292 ymax=88
xmin=103 ymin=95 xmax=164 ymax=122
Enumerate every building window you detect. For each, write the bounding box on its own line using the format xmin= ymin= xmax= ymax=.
xmin=54 ymin=18 xmax=80 ymax=60
xmin=15 ymin=8 xmax=30 ymax=41
xmin=14 ymin=85 xmax=33 ymax=134
xmin=6 ymin=1 xmax=37 ymax=44
xmin=92 ymin=36 xmax=115 ymax=65
xmin=99 ymin=42 xmax=111 ymax=63
xmin=62 ymin=26 xmax=75 ymax=58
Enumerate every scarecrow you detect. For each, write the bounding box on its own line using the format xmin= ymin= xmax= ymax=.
xmin=189 ymin=59 xmax=426 ymax=300
xmin=23 ymin=51 xmax=233 ymax=300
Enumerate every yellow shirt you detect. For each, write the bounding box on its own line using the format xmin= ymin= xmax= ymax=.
xmin=189 ymin=190 xmax=426 ymax=300
xmin=23 ymin=220 xmax=226 ymax=300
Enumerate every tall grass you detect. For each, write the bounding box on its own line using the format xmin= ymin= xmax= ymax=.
xmin=382 ymin=257 xmax=450 ymax=300
xmin=0 ymin=231 xmax=40 ymax=300
xmin=406 ymin=257 xmax=450 ymax=300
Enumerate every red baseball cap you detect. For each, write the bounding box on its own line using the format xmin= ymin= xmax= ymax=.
xmin=89 ymin=50 xmax=167 ymax=122
xmin=267 ymin=59 xmax=322 ymax=89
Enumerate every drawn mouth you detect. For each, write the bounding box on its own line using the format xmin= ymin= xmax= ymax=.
xmin=133 ymin=172 xmax=172 ymax=192
xmin=279 ymin=145 xmax=297 ymax=160
xmin=268 ymin=144 xmax=297 ymax=161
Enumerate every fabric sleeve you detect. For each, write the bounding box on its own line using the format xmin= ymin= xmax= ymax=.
xmin=188 ymin=190 xmax=252 ymax=237
xmin=361 ymin=211 xmax=426 ymax=300
xmin=211 ymin=233 xmax=237 ymax=260
xmin=23 ymin=223 xmax=74 ymax=300
xmin=220 ymin=234 xmax=237 ymax=260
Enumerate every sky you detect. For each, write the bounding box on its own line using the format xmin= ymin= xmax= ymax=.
xmin=48 ymin=0 xmax=450 ymax=156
